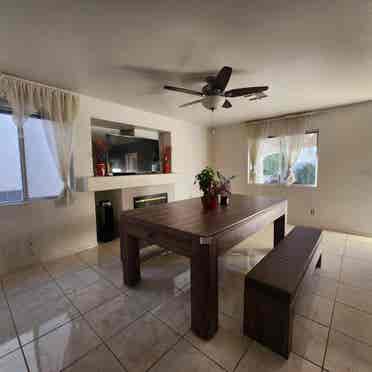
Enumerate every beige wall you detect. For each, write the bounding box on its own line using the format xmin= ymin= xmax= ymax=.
xmin=210 ymin=101 xmax=372 ymax=236
xmin=0 ymin=95 xmax=208 ymax=275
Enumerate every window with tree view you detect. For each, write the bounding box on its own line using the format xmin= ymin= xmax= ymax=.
xmin=255 ymin=132 xmax=318 ymax=186
xmin=0 ymin=103 xmax=63 ymax=205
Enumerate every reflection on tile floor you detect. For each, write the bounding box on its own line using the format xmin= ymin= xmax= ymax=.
xmin=1 ymin=225 xmax=372 ymax=371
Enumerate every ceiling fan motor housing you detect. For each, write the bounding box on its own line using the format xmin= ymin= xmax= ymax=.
xmin=202 ymin=95 xmax=224 ymax=111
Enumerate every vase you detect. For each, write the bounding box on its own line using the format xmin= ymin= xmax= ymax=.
xmin=220 ymin=195 xmax=230 ymax=206
xmin=201 ymin=195 xmax=218 ymax=210
xmin=96 ymin=162 xmax=106 ymax=177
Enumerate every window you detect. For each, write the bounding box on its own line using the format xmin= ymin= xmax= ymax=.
xmin=261 ymin=137 xmax=283 ymax=184
xmin=254 ymin=132 xmax=318 ymax=186
xmin=0 ymin=107 xmax=63 ymax=205
xmin=0 ymin=113 xmax=23 ymax=204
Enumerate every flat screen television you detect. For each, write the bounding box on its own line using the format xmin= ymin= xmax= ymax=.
xmin=106 ymin=134 xmax=160 ymax=175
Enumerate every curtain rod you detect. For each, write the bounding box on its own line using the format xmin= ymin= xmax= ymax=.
xmin=245 ymin=99 xmax=372 ymax=125
xmin=0 ymin=72 xmax=78 ymax=96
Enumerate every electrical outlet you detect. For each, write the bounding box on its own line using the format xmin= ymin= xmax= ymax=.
xmin=310 ymin=208 xmax=315 ymax=216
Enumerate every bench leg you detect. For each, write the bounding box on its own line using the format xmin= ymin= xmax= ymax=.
xmin=274 ymin=214 xmax=286 ymax=247
xmin=190 ymin=239 xmax=218 ymax=339
xmin=244 ymin=281 xmax=292 ymax=359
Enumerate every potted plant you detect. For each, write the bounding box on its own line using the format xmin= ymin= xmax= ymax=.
xmin=194 ymin=166 xmax=219 ymax=210
xmin=217 ymin=171 xmax=236 ymax=206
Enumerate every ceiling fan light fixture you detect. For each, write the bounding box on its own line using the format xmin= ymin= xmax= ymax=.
xmin=202 ymin=95 xmax=224 ymax=111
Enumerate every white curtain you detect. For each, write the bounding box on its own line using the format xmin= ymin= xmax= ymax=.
xmin=283 ymin=134 xmax=305 ymax=184
xmin=0 ymin=74 xmax=79 ymax=202
xmin=247 ymin=125 xmax=262 ymax=183
xmin=247 ymin=116 xmax=313 ymax=184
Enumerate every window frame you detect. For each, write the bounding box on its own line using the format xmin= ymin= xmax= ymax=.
xmin=250 ymin=130 xmax=319 ymax=188
xmin=0 ymin=106 xmax=65 ymax=206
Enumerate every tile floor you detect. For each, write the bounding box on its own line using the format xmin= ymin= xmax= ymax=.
xmin=1 ymin=226 xmax=372 ymax=371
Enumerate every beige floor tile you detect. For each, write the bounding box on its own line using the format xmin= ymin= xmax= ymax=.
xmin=235 ymin=341 xmax=321 ymax=372
xmin=44 ymin=255 xmax=88 ymax=278
xmin=78 ymin=246 xmax=120 ymax=267
xmin=292 ymin=315 xmax=328 ymax=367
xmin=149 ymin=339 xmax=224 ymax=372
xmin=337 ymin=283 xmax=372 ymax=314
xmin=0 ymin=306 xmax=20 ymax=358
xmin=23 ymin=317 xmax=101 ymax=372
xmin=93 ymin=262 xmax=126 ymax=290
xmin=324 ymin=330 xmax=372 ymax=372
xmin=319 ymin=242 xmax=345 ymax=257
xmin=93 ymin=255 xmax=122 ymax=270
xmin=185 ymin=314 xmax=251 ymax=371
xmin=107 ymin=313 xmax=179 ymax=372
xmin=219 ymin=251 xmax=258 ymax=275
xmin=141 ymin=253 xmax=190 ymax=284
xmin=340 ymin=257 xmax=372 ymax=290
xmin=63 ymin=344 xmax=125 ymax=372
xmin=85 ymin=294 xmax=149 ymax=340
xmin=96 ymin=239 xmax=121 ymax=257
xmin=314 ymin=253 xmax=342 ymax=280
xmin=322 ymin=231 xmax=347 ymax=243
xmin=295 ymin=293 xmax=333 ymax=326
xmin=219 ymin=269 xmax=245 ymax=321
xmin=152 ymin=290 xmax=191 ymax=335
xmin=345 ymin=238 xmax=372 ymax=262
xmin=333 ymin=302 xmax=372 ymax=345
xmin=2 ymin=265 xmax=52 ymax=297
xmin=125 ymin=279 xmax=181 ymax=311
xmin=56 ymin=268 xmax=101 ymax=294
xmin=12 ymin=294 xmax=79 ymax=345
xmin=300 ymin=273 xmax=338 ymax=300
xmin=8 ymin=280 xmax=64 ymax=311
xmin=0 ymin=349 xmax=28 ymax=372
xmin=347 ymin=234 xmax=372 ymax=243
xmin=140 ymin=245 xmax=167 ymax=262
xmin=65 ymin=278 xmax=121 ymax=314
xmin=172 ymin=269 xmax=190 ymax=290
xmin=319 ymin=238 xmax=346 ymax=257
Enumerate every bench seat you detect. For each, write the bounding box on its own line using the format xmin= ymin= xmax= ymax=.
xmin=243 ymin=226 xmax=322 ymax=358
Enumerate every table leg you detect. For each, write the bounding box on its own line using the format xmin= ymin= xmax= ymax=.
xmin=122 ymin=232 xmax=141 ymax=286
xmin=190 ymin=239 xmax=218 ymax=339
xmin=274 ymin=214 xmax=285 ymax=247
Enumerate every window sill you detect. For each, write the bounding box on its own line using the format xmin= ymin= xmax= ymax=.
xmin=0 ymin=194 xmax=62 ymax=207
xmin=249 ymin=183 xmax=318 ymax=189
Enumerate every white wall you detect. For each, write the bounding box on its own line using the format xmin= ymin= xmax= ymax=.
xmin=0 ymin=95 xmax=208 ymax=275
xmin=210 ymin=101 xmax=372 ymax=236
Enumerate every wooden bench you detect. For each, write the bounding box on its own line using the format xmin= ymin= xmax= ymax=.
xmin=243 ymin=226 xmax=322 ymax=358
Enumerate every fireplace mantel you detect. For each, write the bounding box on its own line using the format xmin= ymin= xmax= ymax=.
xmin=77 ymin=173 xmax=178 ymax=192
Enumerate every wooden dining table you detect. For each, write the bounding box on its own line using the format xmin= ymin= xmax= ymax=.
xmin=120 ymin=194 xmax=287 ymax=339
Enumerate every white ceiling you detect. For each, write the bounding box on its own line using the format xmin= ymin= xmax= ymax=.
xmin=1 ymin=0 xmax=372 ymax=126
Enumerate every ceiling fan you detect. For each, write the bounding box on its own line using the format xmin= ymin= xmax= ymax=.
xmin=164 ymin=66 xmax=268 ymax=111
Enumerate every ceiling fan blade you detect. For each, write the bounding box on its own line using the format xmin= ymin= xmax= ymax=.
xmin=164 ymin=85 xmax=203 ymax=96
xmin=213 ymin=66 xmax=232 ymax=91
xmin=222 ymin=99 xmax=232 ymax=109
xmin=224 ymin=86 xmax=269 ymax=98
xmin=179 ymin=99 xmax=205 ymax=108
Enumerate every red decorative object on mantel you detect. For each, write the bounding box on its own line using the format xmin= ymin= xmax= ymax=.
xmin=96 ymin=162 xmax=106 ymax=177
xmin=163 ymin=146 xmax=171 ymax=173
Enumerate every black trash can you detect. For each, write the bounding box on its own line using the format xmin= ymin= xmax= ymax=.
xmin=96 ymin=200 xmax=115 ymax=242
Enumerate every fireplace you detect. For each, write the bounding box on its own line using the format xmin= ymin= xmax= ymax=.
xmin=133 ymin=193 xmax=168 ymax=209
